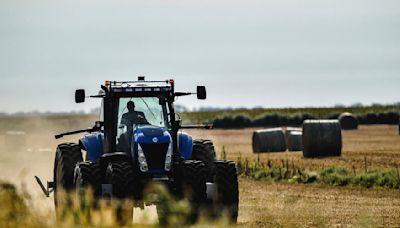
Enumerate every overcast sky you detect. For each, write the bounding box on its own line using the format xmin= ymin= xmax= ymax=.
xmin=1 ymin=0 xmax=399 ymax=113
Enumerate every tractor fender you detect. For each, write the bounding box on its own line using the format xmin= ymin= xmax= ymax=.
xmin=178 ymin=132 xmax=193 ymax=160
xmin=79 ymin=132 xmax=104 ymax=161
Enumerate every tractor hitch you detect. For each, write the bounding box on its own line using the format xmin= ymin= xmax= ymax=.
xmin=34 ymin=176 xmax=54 ymax=197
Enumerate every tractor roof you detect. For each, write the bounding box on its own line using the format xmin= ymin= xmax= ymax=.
xmin=102 ymin=78 xmax=174 ymax=97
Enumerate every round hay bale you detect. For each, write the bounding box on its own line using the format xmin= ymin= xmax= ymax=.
xmin=338 ymin=112 xmax=358 ymax=130
xmin=284 ymin=127 xmax=302 ymax=142
xmin=5 ymin=131 xmax=27 ymax=152
xmin=302 ymin=120 xmax=342 ymax=158
xmin=287 ymin=131 xmax=302 ymax=151
xmin=252 ymin=128 xmax=287 ymax=153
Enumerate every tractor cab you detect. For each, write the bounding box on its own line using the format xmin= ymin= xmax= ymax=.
xmin=75 ymin=78 xmax=206 ymax=175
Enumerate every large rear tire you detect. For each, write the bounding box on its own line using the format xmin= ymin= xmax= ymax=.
xmin=105 ymin=162 xmax=135 ymax=225
xmin=192 ymin=139 xmax=216 ymax=181
xmin=53 ymin=143 xmax=83 ymax=219
xmin=213 ymin=160 xmax=239 ymax=223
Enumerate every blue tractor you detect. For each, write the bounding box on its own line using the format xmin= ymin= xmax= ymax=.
xmin=35 ymin=77 xmax=239 ymax=224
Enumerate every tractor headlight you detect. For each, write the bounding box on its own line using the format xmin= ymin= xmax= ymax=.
xmin=137 ymin=144 xmax=148 ymax=172
xmin=165 ymin=163 xmax=171 ymax=172
xmin=138 ymin=155 xmax=146 ymax=164
xmin=165 ymin=143 xmax=173 ymax=171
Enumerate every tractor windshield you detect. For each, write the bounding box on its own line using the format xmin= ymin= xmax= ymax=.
xmin=116 ymin=96 xmax=169 ymax=152
xmin=118 ymin=97 xmax=168 ymax=129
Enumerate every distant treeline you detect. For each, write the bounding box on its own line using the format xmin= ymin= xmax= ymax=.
xmin=179 ymin=105 xmax=400 ymax=124
xmin=0 ymin=105 xmax=399 ymax=131
xmin=212 ymin=112 xmax=400 ymax=128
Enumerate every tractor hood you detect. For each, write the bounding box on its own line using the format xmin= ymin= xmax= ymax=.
xmin=138 ymin=125 xmax=165 ymax=137
xmin=133 ymin=125 xmax=171 ymax=144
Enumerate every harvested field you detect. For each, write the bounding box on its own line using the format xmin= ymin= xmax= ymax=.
xmin=186 ymin=125 xmax=400 ymax=171
xmin=238 ymin=179 xmax=400 ymax=227
xmin=0 ymin=123 xmax=399 ymax=226
xmin=192 ymin=125 xmax=400 ymax=225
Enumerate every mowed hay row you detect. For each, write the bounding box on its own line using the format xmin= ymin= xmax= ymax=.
xmin=338 ymin=112 xmax=359 ymax=130
xmin=287 ymin=131 xmax=302 ymax=151
xmin=302 ymin=120 xmax=342 ymax=158
xmin=252 ymin=128 xmax=287 ymax=153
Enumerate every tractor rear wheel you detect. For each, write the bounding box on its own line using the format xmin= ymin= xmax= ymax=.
xmin=105 ymin=162 xmax=135 ymax=225
xmin=212 ymin=160 xmax=239 ymax=223
xmin=53 ymin=143 xmax=83 ymax=218
xmin=192 ymin=139 xmax=216 ymax=181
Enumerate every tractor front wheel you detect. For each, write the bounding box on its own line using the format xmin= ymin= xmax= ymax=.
xmin=212 ymin=160 xmax=239 ymax=223
xmin=105 ymin=162 xmax=135 ymax=225
xmin=182 ymin=160 xmax=207 ymax=223
xmin=74 ymin=161 xmax=103 ymax=209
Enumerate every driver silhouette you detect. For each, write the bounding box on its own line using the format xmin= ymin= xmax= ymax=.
xmin=121 ymin=101 xmax=149 ymax=128
xmin=117 ymin=101 xmax=149 ymax=152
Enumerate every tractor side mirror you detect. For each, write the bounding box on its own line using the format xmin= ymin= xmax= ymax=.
xmin=75 ymin=89 xmax=85 ymax=103
xmin=197 ymin=86 xmax=206 ymax=100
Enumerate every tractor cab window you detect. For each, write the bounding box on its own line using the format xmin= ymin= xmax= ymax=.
xmin=116 ymin=97 xmax=169 ymax=151
xmin=118 ymin=97 xmax=168 ymax=129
